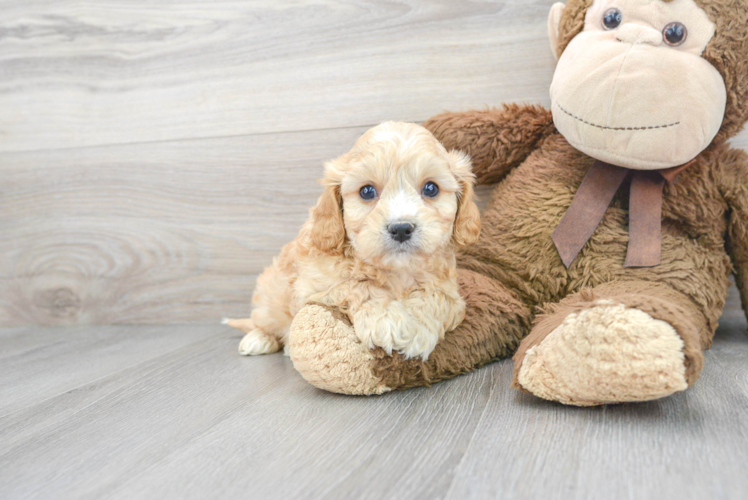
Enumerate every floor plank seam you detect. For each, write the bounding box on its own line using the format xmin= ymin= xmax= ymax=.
xmin=0 ymin=122 xmax=392 ymax=157
xmin=0 ymin=329 xmax=222 ymax=422
xmin=441 ymin=366 xmax=500 ymax=500
xmin=708 ymin=352 xmax=748 ymax=402
xmin=313 ymin=391 xmax=424 ymax=499
xmin=91 ymin=381 xmax=279 ymax=497
xmin=0 ymin=351 xmax=206 ymax=462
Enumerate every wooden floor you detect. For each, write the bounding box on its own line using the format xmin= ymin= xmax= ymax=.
xmin=3 ymin=1 xmax=748 ymax=498
xmin=1 ymin=287 xmax=747 ymax=500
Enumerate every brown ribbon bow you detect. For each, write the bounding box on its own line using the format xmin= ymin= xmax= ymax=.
xmin=552 ymin=160 xmax=692 ymax=269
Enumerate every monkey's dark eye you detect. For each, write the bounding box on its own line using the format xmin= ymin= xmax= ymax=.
xmin=359 ymin=185 xmax=377 ymax=200
xmin=422 ymin=182 xmax=439 ymax=198
xmin=663 ymin=22 xmax=687 ymax=47
xmin=602 ymin=8 xmax=622 ymax=30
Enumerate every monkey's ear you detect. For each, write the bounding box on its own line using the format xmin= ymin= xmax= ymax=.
xmin=447 ymin=151 xmax=481 ymax=247
xmin=548 ymin=2 xmax=566 ymax=61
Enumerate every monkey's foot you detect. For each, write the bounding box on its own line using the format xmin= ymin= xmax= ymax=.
xmin=288 ymin=304 xmax=392 ymax=395
xmin=514 ymin=301 xmax=689 ymax=406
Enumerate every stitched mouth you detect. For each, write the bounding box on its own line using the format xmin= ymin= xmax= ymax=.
xmin=557 ymin=103 xmax=680 ymax=131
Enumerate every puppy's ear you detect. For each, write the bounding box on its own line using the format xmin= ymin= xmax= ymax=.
xmin=310 ymin=164 xmax=346 ymax=254
xmin=448 ymin=151 xmax=481 ymax=247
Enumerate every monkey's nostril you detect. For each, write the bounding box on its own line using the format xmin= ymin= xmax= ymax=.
xmin=388 ymin=223 xmax=416 ymax=243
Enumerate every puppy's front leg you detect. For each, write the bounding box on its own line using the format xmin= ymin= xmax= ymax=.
xmin=352 ymin=291 xmax=464 ymax=360
xmin=352 ymin=300 xmax=424 ymax=359
xmin=400 ymin=289 xmax=466 ymax=360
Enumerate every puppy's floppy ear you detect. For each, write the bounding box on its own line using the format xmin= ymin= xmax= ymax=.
xmin=448 ymin=151 xmax=481 ymax=247
xmin=310 ymin=160 xmax=346 ymax=254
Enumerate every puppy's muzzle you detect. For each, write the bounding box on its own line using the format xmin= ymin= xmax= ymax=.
xmin=388 ymin=222 xmax=416 ymax=243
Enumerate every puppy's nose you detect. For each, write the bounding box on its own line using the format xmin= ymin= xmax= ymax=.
xmin=388 ymin=222 xmax=416 ymax=243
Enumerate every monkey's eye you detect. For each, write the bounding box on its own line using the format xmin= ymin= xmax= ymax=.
xmin=422 ymin=182 xmax=439 ymax=198
xmin=602 ymin=8 xmax=622 ymax=30
xmin=359 ymin=185 xmax=378 ymax=200
xmin=663 ymin=22 xmax=687 ymax=47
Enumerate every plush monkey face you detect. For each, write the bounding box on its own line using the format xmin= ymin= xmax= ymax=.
xmin=549 ymin=0 xmax=727 ymax=170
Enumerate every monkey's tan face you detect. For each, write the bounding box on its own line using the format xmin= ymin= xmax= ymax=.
xmin=550 ymin=0 xmax=727 ymax=170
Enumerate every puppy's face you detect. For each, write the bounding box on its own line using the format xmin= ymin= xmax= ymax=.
xmin=310 ymin=122 xmax=480 ymax=268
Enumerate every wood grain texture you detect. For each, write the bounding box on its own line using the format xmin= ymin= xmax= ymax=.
xmin=0 ymin=128 xmax=367 ymax=326
xmin=0 ymin=324 xmax=217 ymax=417
xmin=0 ymin=0 xmax=559 ymax=153
xmin=2 ymin=1 xmax=747 ymax=497
xmin=0 ymin=297 xmax=746 ymax=500
xmin=0 ymin=328 xmax=496 ymax=500
xmin=1 ymin=0 xmax=746 ymax=326
xmin=731 ymin=134 xmax=748 ymax=152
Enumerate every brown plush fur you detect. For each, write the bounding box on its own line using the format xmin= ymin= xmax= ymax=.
xmin=289 ymin=0 xmax=748 ymax=399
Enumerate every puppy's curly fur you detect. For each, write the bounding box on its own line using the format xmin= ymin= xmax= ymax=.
xmin=226 ymin=122 xmax=480 ymax=360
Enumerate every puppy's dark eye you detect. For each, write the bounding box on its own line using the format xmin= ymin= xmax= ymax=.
xmin=663 ymin=22 xmax=687 ymax=47
xmin=422 ymin=182 xmax=439 ymax=198
xmin=359 ymin=185 xmax=377 ymax=200
xmin=602 ymin=8 xmax=622 ymax=30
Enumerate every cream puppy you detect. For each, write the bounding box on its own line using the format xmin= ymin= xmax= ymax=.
xmin=226 ymin=122 xmax=480 ymax=361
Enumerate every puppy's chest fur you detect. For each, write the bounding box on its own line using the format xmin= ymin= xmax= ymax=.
xmin=290 ymin=246 xmax=454 ymax=317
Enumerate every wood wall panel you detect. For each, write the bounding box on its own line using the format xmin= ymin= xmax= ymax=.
xmin=0 ymin=128 xmax=366 ymax=325
xmin=0 ymin=0 xmax=558 ymax=153
xmin=1 ymin=0 xmax=745 ymax=325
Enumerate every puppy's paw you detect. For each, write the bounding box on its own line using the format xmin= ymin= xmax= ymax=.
xmin=397 ymin=321 xmax=440 ymax=361
xmin=354 ymin=302 xmax=440 ymax=361
xmin=238 ymin=329 xmax=281 ymax=356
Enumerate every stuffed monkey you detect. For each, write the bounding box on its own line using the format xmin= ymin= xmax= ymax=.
xmin=288 ymin=0 xmax=748 ymax=405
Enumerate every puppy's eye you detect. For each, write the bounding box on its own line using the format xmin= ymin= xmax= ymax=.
xmin=602 ymin=8 xmax=622 ymax=30
xmin=359 ymin=185 xmax=377 ymax=200
xmin=663 ymin=22 xmax=687 ymax=47
xmin=422 ymin=182 xmax=439 ymax=198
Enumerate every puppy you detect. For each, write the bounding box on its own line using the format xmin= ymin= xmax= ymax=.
xmin=226 ymin=122 xmax=480 ymax=361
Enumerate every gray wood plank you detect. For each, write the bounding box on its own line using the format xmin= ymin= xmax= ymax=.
xmin=101 ymin=365 xmax=495 ymax=500
xmin=732 ymin=134 xmax=748 ymax=152
xmin=0 ymin=327 xmax=495 ymax=500
xmin=0 ymin=0 xmax=560 ymax=153
xmin=1 ymin=303 xmax=746 ymax=500
xmin=0 ymin=127 xmax=366 ymax=326
xmin=0 ymin=324 xmax=218 ymax=417
xmin=710 ymin=286 xmax=748 ymax=398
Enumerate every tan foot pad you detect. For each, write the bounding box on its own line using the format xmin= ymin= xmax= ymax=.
xmin=288 ymin=304 xmax=392 ymax=396
xmin=517 ymin=301 xmax=688 ymax=406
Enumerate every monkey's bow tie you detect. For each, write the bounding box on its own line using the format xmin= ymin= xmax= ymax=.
xmin=552 ymin=160 xmax=692 ymax=269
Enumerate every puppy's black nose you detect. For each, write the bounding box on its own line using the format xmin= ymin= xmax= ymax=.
xmin=388 ymin=223 xmax=416 ymax=243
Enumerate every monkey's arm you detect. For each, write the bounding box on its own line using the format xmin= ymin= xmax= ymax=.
xmin=720 ymin=147 xmax=748 ymax=318
xmin=423 ymin=104 xmax=556 ymax=185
